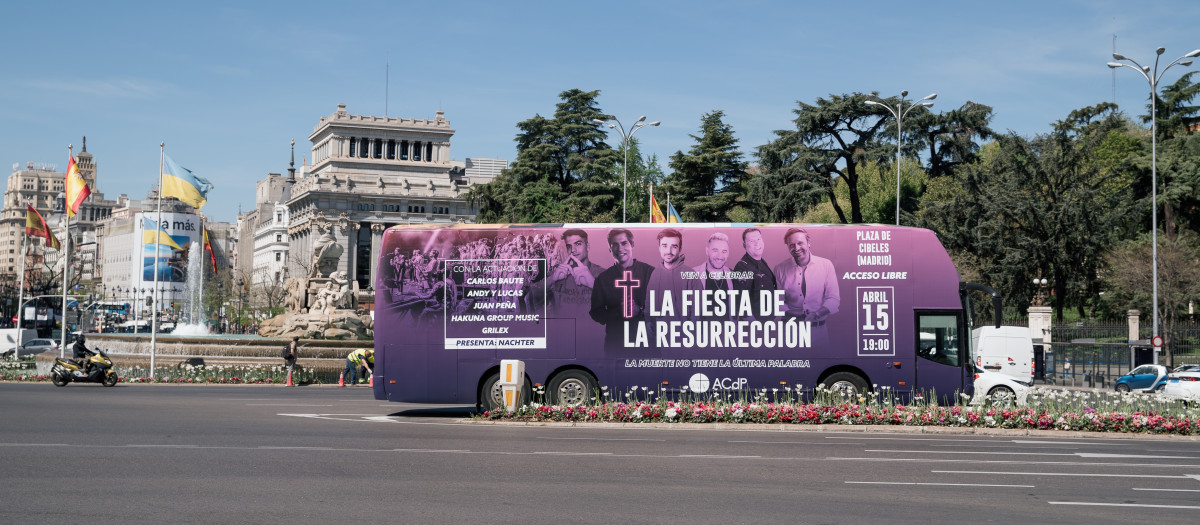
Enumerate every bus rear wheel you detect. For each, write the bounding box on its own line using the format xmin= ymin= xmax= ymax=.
xmin=821 ymin=372 xmax=869 ymax=399
xmin=548 ymin=370 xmax=599 ymax=407
xmin=478 ymin=371 xmax=530 ymax=414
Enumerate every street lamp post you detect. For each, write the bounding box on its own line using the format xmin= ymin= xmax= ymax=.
xmin=1108 ymin=46 xmax=1200 ymax=362
xmin=592 ymin=115 xmax=661 ymax=223
xmin=865 ymin=91 xmax=936 ymax=226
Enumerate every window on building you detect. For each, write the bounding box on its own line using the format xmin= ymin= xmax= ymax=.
xmin=400 ymin=140 xmax=409 ymax=161
xmin=426 ymin=142 xmax=434 ymax=162
xmin=413 ymin=141 xmax=422 ymax=161
xmin=387 ymin=140 xmax=396 ymax=160
xmin=407 ymin=205 xmax=425 ymax=214
xmin=275 ymin=252 xmax=281 ymax=262
xmin=373 ymin=138 xmax=383 ymax=159
xmin=275 ymin=233 xmax=282 ymax=242
xmin=360 ymin=137 xmax=370 ymax=158
xmin=349 ymin=137 xmax=357 ymax=157
xmin=276 ymin=212 xmax=282 ymax=222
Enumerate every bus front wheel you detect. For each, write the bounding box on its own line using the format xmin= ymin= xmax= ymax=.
xmin=479 ymin=371 xmax=531 ymax=414
xmin=548 ymin=370 xmax=599 ymax=407
xmin=821 ymin=372 xmax=869 ymax=398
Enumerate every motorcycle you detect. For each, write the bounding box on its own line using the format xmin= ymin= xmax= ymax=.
xmin=51 ymin=349 xmax=119 ymax=387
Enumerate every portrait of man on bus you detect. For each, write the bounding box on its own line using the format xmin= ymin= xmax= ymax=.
xmin=549 ymin=229 xmax=603 ymax=316
xmin=732 ymin=227 xmax=777 ymax=320
xmin=645 ymin=228 xmax=688 ymax=318
xmin=772 ymin=228 xmax=840 ymax=347
xmin=589 ymin=228 xmax=654 ymax=350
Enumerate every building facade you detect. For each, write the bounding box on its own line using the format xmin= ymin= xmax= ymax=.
xmin=284 ymin=103 xmax=502 ymax=291
xmin=0 ymin=139 xmax=117 ymax=312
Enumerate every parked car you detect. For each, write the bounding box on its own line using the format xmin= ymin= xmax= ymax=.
xmin=1161 ymin=369 xmax=1200 ymax=404
xmin=1114 ymin=364 xmax=1169 ymax=393
xmin=971 ymin=366 xmax=1032 ymax=406
xmin=20 ymin=338 xmax=59 ymax=356
xmin=1172 ymin=364 xmax=1200 ymax=374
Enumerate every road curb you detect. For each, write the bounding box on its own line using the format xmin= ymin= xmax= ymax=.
xmin=463 ymin=419 xmax=1200 ymax=441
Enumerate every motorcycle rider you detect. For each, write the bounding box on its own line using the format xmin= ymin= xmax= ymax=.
xmin=72 ymin=334 xmax=94 ymax=376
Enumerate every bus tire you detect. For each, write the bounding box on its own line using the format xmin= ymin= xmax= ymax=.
xmin=478 ymin=371 xmax=531 ymax=414
xmin=548 ymin=370 xmax=599 ymax=407
xmin=821 ymin=372 xmax=868 ymax=398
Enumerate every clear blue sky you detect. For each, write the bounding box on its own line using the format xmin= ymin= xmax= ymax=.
xmin=2 ymin=0 xmax=1198 ymax=223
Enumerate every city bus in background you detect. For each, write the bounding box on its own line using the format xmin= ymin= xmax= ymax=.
xmin=373 ymin=223 xmax=1003 ymax=410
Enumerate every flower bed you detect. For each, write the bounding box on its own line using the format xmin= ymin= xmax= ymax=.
xmin=0 ymin=362 xmax=328 ymax=385
xmin=479 ymin=385 xmax=1200 ymax=435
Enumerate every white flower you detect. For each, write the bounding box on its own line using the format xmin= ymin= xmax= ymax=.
xmin=665 ymin=408 xmax=677 ymax=419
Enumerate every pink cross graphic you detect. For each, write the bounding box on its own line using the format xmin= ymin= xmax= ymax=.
xmin=615 ymin=270 xmax=641 ymax=318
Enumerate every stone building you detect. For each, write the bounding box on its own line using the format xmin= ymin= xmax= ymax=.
xmin=283 ymin=103 xmax=503 ymax=294
xmin=0 ymin=138 xmax=117 ymax=307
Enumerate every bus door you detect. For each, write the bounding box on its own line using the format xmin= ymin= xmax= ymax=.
xmin=914 ymin=310 xmax=966 ymax=403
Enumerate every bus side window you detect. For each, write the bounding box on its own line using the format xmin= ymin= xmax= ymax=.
xmin=917 ymin=313 xmax=960 ymax=367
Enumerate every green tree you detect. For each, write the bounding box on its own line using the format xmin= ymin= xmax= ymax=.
xmin=752 ymin=93 xmax=894 ymax=223
xmin=663 ymin=110 xmax=748 ymax=222
xmin=922 ymin=104 xmax=1139 ymax=320
xmin=1102 ymin=231 xmax=1200 ymax=362
xmin=468 ymin=89 xmax=619 ymax=223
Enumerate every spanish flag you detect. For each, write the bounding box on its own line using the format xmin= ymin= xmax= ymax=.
xmin=203 ymin=229 xmax=217 ymax=271
xmin=161 ymin=155 xmax=213 ymax=209
xmin=650 ymin=192 xmax=667 ymax=223
xmin=65 ymin=155 xmax=91 ymax=218
xmin=25 ymin=205 xmax=60 ymax=251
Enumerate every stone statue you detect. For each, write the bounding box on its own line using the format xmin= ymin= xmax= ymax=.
xmin=283 ymin=277 xmax=305 ymax=313
xmin=313 ymin=271 xmax=351 ymax=314
xmin=308 ymin=222 xmax=343 ymax=278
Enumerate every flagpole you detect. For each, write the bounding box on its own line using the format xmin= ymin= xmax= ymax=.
xmin=16 ymin=234 xmax=28 ymax=352
xmin=648 ymin=184 xmax=653 ymax=223
xmin=59 ymin=145 xmax=72 ymax=357
xmin=150 ymin=143 xmax=164 ymax=377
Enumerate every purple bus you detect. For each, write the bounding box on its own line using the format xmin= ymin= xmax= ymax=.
xmin=373 ymin=223 xmax=1001 ymax=409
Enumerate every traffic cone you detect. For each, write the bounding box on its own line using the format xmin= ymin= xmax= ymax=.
xmin=286 ymin=370 xmax=294 ymax=387
xmin=338 ymin=373 xmax=345 ymax=387
xmin=368 ymin=375 xmax=373 ymax=387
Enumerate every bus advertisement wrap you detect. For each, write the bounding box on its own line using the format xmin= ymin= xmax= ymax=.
xmin=374 ymin=224 xmax=972 ymax=407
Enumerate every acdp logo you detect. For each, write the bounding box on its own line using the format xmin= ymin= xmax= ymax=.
xmin=689 ymin=373 xmax=748 ymax=393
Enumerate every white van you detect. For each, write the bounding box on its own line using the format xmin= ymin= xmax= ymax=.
xmin=0 ymin=328 xmax=39 ymax=359
xmin=972 ymin=326 xmax=1034 ymax=382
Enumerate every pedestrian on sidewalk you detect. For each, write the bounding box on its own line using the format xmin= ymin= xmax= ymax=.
xmin=282 ymin=336 xmax=299 ymax=386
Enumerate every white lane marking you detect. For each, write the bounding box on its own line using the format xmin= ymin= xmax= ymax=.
xmin=0 ymin=443 xmax=70 ymax=447
xmin=1049 ymin=502 xmax=1200 ymax=509
xmin=934 ymin=470 xmax=1189 ymax=478
xmin=825 ymin=436 xmax=1124 ymax=445
xmin=1133 ymin=488 xmax=1200 ymax=492
xmin=1184 ymin=474 xmax=1200 ymax=482
xmin=257 ymin=446 xmax=337 ymax=450
xmin=1079 ymin=453 xmax=1198 ymax=459
xmin=679 ymin=454 xmax=761 ymax=459
xmin=1013 ymin=440 xmax=1125 ymax=446
xmin=829 ymin=457 xmax=1200 ymax=468
xmin=247 ymin=404 xmax=333 ymax=407
xmin=537 ymin=437 xmax=667 ymax=442
xmin=864 ymin=449 xmax=1076 ymax=456
xmin=278 ymin=413 xmax=467 ymax=426
xmin=846 ymin=481 xmax=1034 ymax=488
xmin=731 ymin=440 xmax=862 ymax=445
xmin=533 ymin=451 xmax=614 ymax=456
xmin=124 ymin=444 xmax=198 ymax=448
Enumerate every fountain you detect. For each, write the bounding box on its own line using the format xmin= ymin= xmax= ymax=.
xmin=170 ymin=242 xmax=210 ymax=336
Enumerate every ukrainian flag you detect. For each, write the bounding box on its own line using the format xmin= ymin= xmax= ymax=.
xmin=143 ymin=217 xmax=183 ymax=251
xmin=668 ymin=202 xmax=683 ymax=223
xmin=161 ymin=155 xmax=213 ymax=209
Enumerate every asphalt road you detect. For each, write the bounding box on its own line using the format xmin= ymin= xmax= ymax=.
xmin=2 ymin=382 xmax=1199 ymax=524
